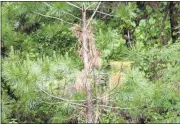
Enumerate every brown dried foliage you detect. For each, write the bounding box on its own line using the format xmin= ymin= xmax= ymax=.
xmin=71 ymin=23 xmax=101 ymax=70
xmin=74 ymin=70 xmax=86 ymax=93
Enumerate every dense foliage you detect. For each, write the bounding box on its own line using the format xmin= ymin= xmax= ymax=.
xmin=1 ymin=2 xmax=180 ymax=123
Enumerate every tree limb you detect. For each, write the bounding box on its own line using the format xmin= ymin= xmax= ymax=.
xmin=66 ymin=2 xmax=82 ymax=10
xmin=87 ymin=9 xmax=115 ymax=17
xmin=32 ymin=11 xmax=74 ymax=25
xmin=97 ymin=105 xmax=139 ymax=110
xmin=43 ymin=2 xmax=82 ymax=21
xmin=86 ymin=2 xmax=102 ymax=28
xmin=85 ymin=2 xmax=97 ymax=10
xmin=38 ymin=86 xmax=87 ymax=107
xmin=63 ymin=11 xmax=82 ymax=21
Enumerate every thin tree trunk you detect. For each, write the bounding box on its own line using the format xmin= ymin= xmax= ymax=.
xmin=160 ymin=2 xmax=169 ymax=45
xmin=82 ymin=9 xmax=89 ymax=69
xmin=169 ymin=2 xmax=179 ymax=43
xmin=82 ymin=6 xmax=93 ymax=123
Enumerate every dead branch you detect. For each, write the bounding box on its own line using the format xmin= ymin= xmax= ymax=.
xmin=32 ymin=11 xmax=74 ymax=25
xmin=38 ymin=86 xmax=87 ymax=107
xmin=66 ymin=2 xmax=82 ymax=10
xmin=97 ymin=105 xmax=139 ymax=110
xmin=43 ymin=2 xmax=82 ymax=21
xmin=86 ymin=2 xmax=102 ymax=28
xmin=85 ymin=2 xmax=98 ymax=10
xmin=87 ymin=9 xmax=115 ymax=17
xmin=64 ymin=11 xmax=82 ymax=20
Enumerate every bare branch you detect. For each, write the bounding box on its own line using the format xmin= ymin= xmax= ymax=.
xmin=63 ymin=11 xmax=82 ymax=21
xmin=87 ymin=9 xmax=115 ymax=17
xmin=38 ymin=86 xmax=87 ymax=108
xmin=102 ymin=11 xmax=114 ymax=19
xmin=66 ymin=2 xmax=82 ymax=10
xmin=42 ymin=2 xmax=82 ymax=21
xmin=85 ymin=2 xmax=98 ymax=10
xmin=83 ymin=2 xmax=85 ymax=8
xmin=39 ymin=99 xmax=65 ymax=105
xmin=86 ymin=2 xmax=102 ymax=28
xmin=32 ymin=11 xmax=74 ymax=25
xmin=91 ymin=2 xmax=102 ymax=19
xmin=97 ymin=105 xmax=138 ymax=110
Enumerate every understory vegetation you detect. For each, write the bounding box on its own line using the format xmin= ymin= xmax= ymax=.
xmin=1 ymin=2 xmax=180 ymax=123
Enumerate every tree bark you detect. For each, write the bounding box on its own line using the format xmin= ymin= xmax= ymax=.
xmin=82 ymin=6 xmax=93 ymax=123
xmin=160 ymin=2 xmax=169 ymax=45
xmin=169 ymin=2 xmax=179 ymax=43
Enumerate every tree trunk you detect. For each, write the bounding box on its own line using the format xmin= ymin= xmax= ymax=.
xmin=160 ymin=2 xmax=169 ymax=45
xmin=136 ymin=2 xmax=147 ymax=27
xmin=169 ymin=2 xmax=179 ymax=43
xmin=82 ymin=6 xmax=93 ymax=123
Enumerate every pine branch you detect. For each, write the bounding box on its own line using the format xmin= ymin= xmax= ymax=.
xmin=63 ymin=11 xmax=82 ymax=21
xmin=102 ymin=11 xmax=114 ymax=19
xmin=43 ymin=2 xmax=82 ymax=21
xmin=86 ymin=2 xmax=102 ymax=28
xmin=97 ymin=104 xmax=139 ymax=110
xmin=85 ymin=2 xmax=98 ymax=10
xmin=32 ymin=11 xmax=74 ymax=25
xmin=87 ymin=9 xmax=115 ymax=17
xmin=38 ymin=86 xmax=87 ymax=108
xmin=82 ymin=2 xmax=86 ymax=9
xmin=66 ymin=2 xmax=82 ymax=10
